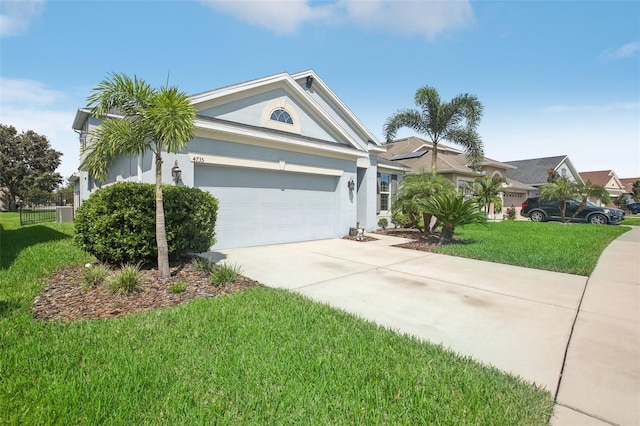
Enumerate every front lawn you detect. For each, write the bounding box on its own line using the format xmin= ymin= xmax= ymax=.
xmin=434 ymin=220 xmax=630 ymax=276
xmin=0 ymin=213 xmax=554 ymax=424
xmin=622 ymin=216 xmax=640 ymax=226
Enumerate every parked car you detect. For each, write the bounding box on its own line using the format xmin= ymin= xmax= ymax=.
xmin=521 ymin=197 xmax=623 ymax=225
xmin=626 ymin=202 xmax=640 ymax=214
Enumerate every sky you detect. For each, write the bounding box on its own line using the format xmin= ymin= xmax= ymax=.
xmin=1 ymin=0 xmax=639 ymax=181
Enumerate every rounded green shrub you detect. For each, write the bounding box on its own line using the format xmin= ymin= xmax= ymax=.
xmin=75 ymin=182 xmax=218 ymax=265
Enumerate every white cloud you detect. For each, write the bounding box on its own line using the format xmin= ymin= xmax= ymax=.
xmin=600 ymin=41 xmax=640 ymax=60
xmin=0 ymin=77 xmax=80 ymax=179
xmin=201 ymin=0 xmax=335 ymax=34
xmin=0 ymin=76 xmax=67 ymax=106
xmin=0 ymin=0 xmax=45 ymax=37
xmin=201 ymin=0 xmax=475 ymax=38
xmin=342 ymin=0 xmax=475 ymax=39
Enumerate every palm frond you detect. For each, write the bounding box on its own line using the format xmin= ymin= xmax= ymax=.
xmin=383 ymin=109 xmax=427 ymax=142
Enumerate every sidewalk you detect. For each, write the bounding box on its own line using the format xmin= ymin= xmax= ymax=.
xmin=552 ymin=226 xmax=640 ymax=426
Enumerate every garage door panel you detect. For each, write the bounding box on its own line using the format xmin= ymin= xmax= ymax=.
xmin=195 ymin=166 xmax=337 ymax=249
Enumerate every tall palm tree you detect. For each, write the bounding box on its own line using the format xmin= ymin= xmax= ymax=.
xmin=383 ymin=86 xmax=484 ymax=174
xmin=570 ymin=181 xmax=611 ymax=221
xmin=539 ymin=177 xmax=578 ymax=223
xmin=420 ymin=193 xmax=487 ymax=244
xmin=471 ymin=175 xmax=506 ymax=215
xmin=82 ymin=73 xmax=196 ymax=278
xmin=393 ymin=173 xmax=454 ymax=233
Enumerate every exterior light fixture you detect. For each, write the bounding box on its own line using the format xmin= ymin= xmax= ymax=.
xmin=306 ymin=76 xmax=314 ymax=88
xmin=171 ymin=160 xmax=182 ymax=184
xmin=347 ymin=178 xmax=355 ymax=191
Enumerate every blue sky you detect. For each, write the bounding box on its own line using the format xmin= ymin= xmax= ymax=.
xmin=1 ymin=0 xmax=639 ymax=180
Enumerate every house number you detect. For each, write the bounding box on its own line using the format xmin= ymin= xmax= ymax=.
xmin=193 ymin=156 xmax=205 ymax=163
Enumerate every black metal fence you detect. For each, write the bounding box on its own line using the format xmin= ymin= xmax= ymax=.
xmin=19 ymin=189 xmax=75 ymax=226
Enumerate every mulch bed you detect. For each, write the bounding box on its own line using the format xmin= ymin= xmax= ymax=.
xmin=33 ymin=260 xmax=261 ymax=322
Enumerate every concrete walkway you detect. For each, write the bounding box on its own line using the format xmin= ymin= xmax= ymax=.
xmin=552 ymin=226 xmax=640 ymax=426
xmin=218 ymin=227 xmax=640 ymax=425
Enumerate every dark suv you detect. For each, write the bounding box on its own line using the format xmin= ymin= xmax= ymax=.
xmin=521 ymin=197 xmax=623 ymax=225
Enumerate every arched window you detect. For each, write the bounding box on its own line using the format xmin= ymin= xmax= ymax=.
xmin=270 ymin=108 xmax=293 ymax=125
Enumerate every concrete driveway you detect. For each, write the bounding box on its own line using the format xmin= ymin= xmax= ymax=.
xmin=217 ymin=233 xmax=587 ymax=395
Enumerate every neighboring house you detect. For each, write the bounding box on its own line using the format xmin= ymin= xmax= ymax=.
xmin=620 ymin=177 xmax=640 ymax=201
xmin=380 ymin=136 xmax=534 ymax=218
xmin=579 ymin=170 xmax=626 ymax=206
xmin=72 ymin=70 xmax=402 ymax=249
xmin=504 ymin=155 xmax=583 ymax=195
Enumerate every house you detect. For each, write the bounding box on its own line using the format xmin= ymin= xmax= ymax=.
xmin=503 ymin=155 xmax=583 ymax=195
xmin=579 ymin=170 xmax=626 ymax=206
xmin=620 ymin=177 xmax=640 ymax=201
xmin=380 ymin=136 xmax=535 ymax=218
xmin=72 ymin=71 xmax=403 ymax=249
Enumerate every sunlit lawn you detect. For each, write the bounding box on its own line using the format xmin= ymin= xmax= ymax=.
xmin=434 ymin=220 xmax=630 ymax=276
xmin=0 ymin=213 xmax=554 ymax=425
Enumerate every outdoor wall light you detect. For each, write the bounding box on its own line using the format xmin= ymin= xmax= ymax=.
xmin=171 ymin=160 xmax=182 ymax=184
xmin=347 ymin=178 xmax=355 ymax=191
xmin=306 ymin=76 xmax=314 ymax=88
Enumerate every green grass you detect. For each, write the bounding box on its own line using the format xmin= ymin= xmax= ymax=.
xmin=434 ymin=220 xmax=630 ymax=276
xmin=0 ymin=212 xmax=554 ymax=424
xmin=622 ymin=216 xmax=640 ymax=226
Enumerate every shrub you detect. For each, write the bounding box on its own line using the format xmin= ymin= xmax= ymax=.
xmin=211 ymin=263 xmax=243 ymax=287
xmin=191 ymin=256 xmax=217 ymax=274
xmin=75 ymin=182 xmax=218 ymax=265
xmin=378 ymin=218 xmax=388 ymax=230
xmin=391 ymin=211 xmax=409 ymax=228
xmin=107 ymin=263 xmax=143 ymax=294
xmin=82 ymin=263 xmax=111 ymax=289
xmin=168 ymin=281 xmax=187 ymax=294
xmin=505 ymin=207 xmax=517 ymax=221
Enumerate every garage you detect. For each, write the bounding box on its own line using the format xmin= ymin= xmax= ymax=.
xmin=195 ymin=164 xmax=339 ymax=249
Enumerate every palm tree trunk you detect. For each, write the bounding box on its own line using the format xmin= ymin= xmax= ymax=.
xmin=155 ymin=152 xmax=170 ymax=278
xmin=430 ymin=142 xmax=438 ymax=175
xmin=570 ymin=200 xmax=587 ymax=221
xmin=440 ymin=223 xmax=454 ymax=244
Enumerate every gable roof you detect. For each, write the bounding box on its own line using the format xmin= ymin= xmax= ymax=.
xmin=189 ymin=70 xmax=380 ymax=153
xmin=579 ymin=170 xmax=623 ymax=188
xmin=504 ymin=155 xmax=582 ymax=186
xmin=73 ymin=71 xmax=380 ymax=160
xmin=381 ymin=136 xmax=514 ymax=177
xmin=620 ymin=177 xmax=640 ymax=194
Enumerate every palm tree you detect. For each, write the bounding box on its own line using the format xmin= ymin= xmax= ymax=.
xmin=471 ymin=175 xmax=506 ymax=216
xmin=420 ymin=193 xmax=487 ymax=244
xmin=570 ymin=180 xmax=611 ymax=221
xmin=539 ymin=177 xmax=578 ymax=223
xmin=392 ymin=173 xmax=454 ymax=233
xmin=383 ymin=86 xmax=484 ymax=174
xmin=82 ymin=73 xmax=196 ymax=278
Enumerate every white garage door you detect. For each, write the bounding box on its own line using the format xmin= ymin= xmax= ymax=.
xmin=195 ymin=165 xmax=338 ymax=249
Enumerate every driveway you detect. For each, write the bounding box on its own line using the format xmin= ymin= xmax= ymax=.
xmin=218 ymin=233 xmax=587 ymax=395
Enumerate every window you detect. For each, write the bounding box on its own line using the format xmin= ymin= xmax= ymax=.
xmin=379 ymin=173 xmax=390 ymax=211
xmin=270 ymin=108 xmax=293 ymax=125
xmin=560 ymin=168 xmax=567 ymax=177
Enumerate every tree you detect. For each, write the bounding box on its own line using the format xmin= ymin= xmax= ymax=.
xmin=383 ymin=86 xmax=484 ymax=174
xmin=471 ymin=175 xmax=506 ymax=215
xmin=83 ymin=73 xmax=196 ymax=278
xmin=0 ymin=124 xmax=63 ymax=211
xmin=392 ymin=173 xmax=455 ymax=233
xmin=420 ymin=193 xmax=487 ymax=244
xmin=569 ymin=180 xmax=610 ymax=221
xmin=614 ymin=193 xmax=629 ymax=209
xmin=632 ymin=180 xmax=640 ymax=202
xmin=539 ymin=177 xmax=578 ymax=223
